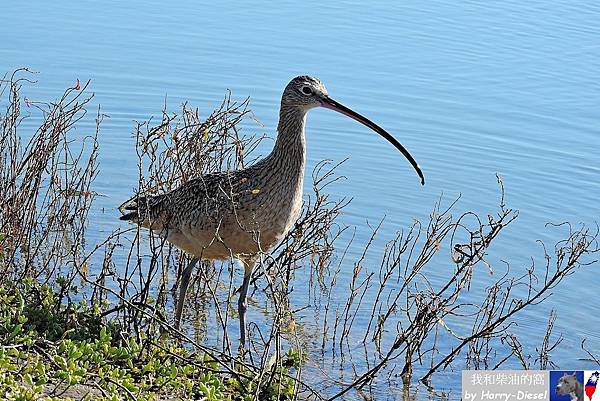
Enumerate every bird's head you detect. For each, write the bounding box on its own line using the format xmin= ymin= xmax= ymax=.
xmin=281 ymin=75 xmax=425 ymax=185
xmin=282 ymin=75 xmax=329 ymax=110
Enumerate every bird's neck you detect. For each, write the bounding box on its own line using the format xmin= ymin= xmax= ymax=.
xmin=269 ymin=105 xmax=307 ymax=173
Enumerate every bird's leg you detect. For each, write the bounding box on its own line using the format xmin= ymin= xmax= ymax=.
xmin=175 ymin=257 xmax=199 ymax=330
xmin=238 ymin=257 xmax=255 ymax=350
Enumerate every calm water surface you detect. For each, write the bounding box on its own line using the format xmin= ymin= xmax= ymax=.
xmin=2 ymin=0 xmax=599 ymax=398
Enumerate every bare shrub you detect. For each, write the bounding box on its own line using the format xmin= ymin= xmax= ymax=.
xmin=0 ymin=69 xmax=99 ymax=285
xmin=319 ymin=180 xmax=598 ymax=400
xmin=1 ymin=70 xmax=598 ymax=401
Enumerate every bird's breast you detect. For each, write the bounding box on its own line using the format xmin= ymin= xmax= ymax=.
xmin=248 ymin=166 xmax=305 ymax=247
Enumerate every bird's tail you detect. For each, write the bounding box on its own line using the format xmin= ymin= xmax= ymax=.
xmin=119 ymin=210 xmax=138 ymax=222
xmin=118 ymin=196 xmax=148 ymax=222
xmin=118 ymin=194 xmax=167 ymax=231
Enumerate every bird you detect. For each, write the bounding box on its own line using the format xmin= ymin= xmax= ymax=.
xmin=119 ymin=75 xmax=424 ymax=348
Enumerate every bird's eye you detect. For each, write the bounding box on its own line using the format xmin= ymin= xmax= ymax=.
xmin=301 ymin=86 xmax=313 ymax=95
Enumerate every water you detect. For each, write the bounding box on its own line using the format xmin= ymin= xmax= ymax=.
xmin=2 ymin=0 xmax=599 ymax=398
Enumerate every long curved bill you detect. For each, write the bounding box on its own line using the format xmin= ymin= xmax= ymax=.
xmin=321 ymin=96 xmax=425 ymax=185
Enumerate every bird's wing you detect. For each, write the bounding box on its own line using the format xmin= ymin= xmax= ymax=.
xmin=119 ymin=171 xmax=244 ymax=230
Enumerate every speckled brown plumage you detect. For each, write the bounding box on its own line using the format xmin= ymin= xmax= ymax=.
xmin=120 ymin=93 xmax=309 ymax=261
xmin=119 ymin=75 xmax=424 ymax=348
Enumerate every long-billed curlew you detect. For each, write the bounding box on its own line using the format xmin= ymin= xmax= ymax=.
xmin=119 ymin=76 xmax=424 ymax=348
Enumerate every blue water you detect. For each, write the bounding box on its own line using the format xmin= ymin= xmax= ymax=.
xmin=2 ymin=0 xmax=600 ymax=398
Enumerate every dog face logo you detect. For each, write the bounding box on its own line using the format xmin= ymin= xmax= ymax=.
xmin=556 ymin=372 xmax=584 ymax=401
